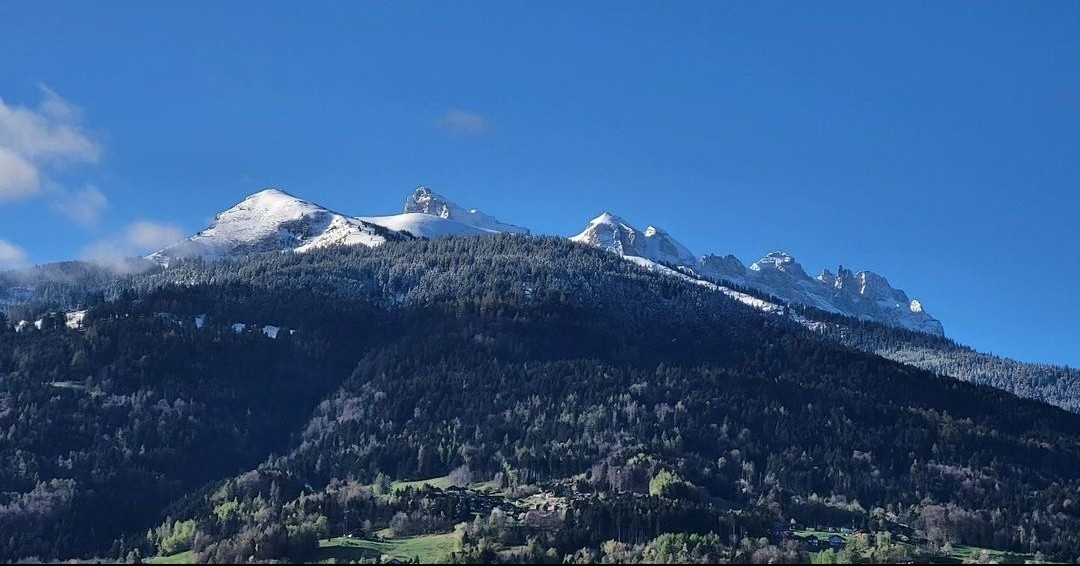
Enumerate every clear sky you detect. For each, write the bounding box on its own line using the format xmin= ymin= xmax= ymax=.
xmin=0 ymin=2 xmax=1077 ymax=367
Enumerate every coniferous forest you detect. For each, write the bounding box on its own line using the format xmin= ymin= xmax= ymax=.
xmin=3 ymin=236 xmax=1080 ymax=563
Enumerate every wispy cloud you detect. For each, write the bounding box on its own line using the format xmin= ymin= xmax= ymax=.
xmin=0 ymin=239 xmax=27 ymax=269
xmin=0 ymin=85 xmax=101 ymax=202
xmin=434 ymin=109 xmax=491 ymax=136
xmin=126 ymin=221 xmax=184 ymax=250
xmin=82 ymin=221 xmax=184 ymax=266
xmin=0 ymin=148 xmax=39 ymax=200
xmin=52 ymin=185 xmax=108 ymax=227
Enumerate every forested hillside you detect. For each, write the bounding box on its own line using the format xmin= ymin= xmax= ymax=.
xmin=2 ymin=236 xmax=1079 ymax=563
xmin=800 ymin=311 xmax=1080 ymax=413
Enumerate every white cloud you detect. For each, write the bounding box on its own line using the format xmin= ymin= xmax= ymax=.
xmin=434 ymin=109 xmax=491 ymax=136
xmin=82 ymin=221 xmax=184 ymax=264
xmin=37 ymin=85 xmax=82 ymax=122
xmin=0 ymin=147 xmax=39 ymax=199
xmin=125 ymin=221 xmax=184 ymax=249
xmin=0 ymin=239 xmax=28 ymax=269
xmin=0 ymin=85 xmax=101 ymax=201
xmin=52 ymin=185 xmax=108 ymax=227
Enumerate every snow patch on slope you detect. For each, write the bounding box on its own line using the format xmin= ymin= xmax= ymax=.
xmin=357 ymin=213 xmax=491 ymax=239
xmin=623 ymin=256 xmax=784 ymax=314
xmin=65 ymin=310 xmax=86 ymax=330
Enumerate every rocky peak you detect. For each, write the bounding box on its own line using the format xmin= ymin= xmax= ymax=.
xmin=750 ymin=250 xmax=809 ymax=280
xmin=403 ymin=186 xmax=529 ymax=234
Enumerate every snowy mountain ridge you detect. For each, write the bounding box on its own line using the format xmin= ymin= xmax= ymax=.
xmin=570 ymin=212 xmax=697 ymax=267
xmin=569 ymin=212 xmax=944 ymax=336
xmin=402 ymin=186 xmax=530 ymax=234
xmin=147 ymin=187 xmax=520 ymax=266
xmin=147 ymin=186 xmax=943 ymax=336
xmin=147 ymin=189 xmax=393 ymax=267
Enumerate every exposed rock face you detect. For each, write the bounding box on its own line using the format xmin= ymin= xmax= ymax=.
xmin=404 ymin=186 xmax=529 ymax=234
xmin=572 ymin=212 xmax=944 ymax=336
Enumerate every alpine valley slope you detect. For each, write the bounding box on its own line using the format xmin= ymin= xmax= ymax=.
xmin=6 ymin=234 xmax=1080 ymax=563
xmin=4 ymin=187 xmax=1080 ymax=563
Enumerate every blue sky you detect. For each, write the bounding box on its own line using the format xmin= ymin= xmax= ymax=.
xmin=0 ymin=2 xmax=1077 ymax=366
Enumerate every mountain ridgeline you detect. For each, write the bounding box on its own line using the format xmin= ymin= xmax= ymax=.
xmin=3 ymin=187 xmax=1077 ymax=413
xmin=148 ymin=187 xmax=937 ymax=334
xmin=0 ymin=188 xmax=1079 ymax=563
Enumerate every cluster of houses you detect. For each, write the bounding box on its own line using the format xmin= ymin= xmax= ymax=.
xmin=440 ymin=485 xmax=517 ymax=516
xmin=772 ymin=521 xmax=853 ymax=552
xmin=782 ymin=520 xmax=918 ymax=553
xmin=796 ymin=532 xmax=849 ymax=551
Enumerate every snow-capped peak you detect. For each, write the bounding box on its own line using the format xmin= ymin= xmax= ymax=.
xmin=641 ymin=225 xmax=697 ymax=266
xmin=570 ymin=212 xmax=635 ymax=256
xmin=800 ymin=262 xmax=944 ymax=335
xmin=573 ymin=217 xmax=944 ymax=336
xmin=571 ymin=212 xmax=697 ymax=267
xmin=242 ymin=187 xmax=300 ymax=203
xmin=148 ymin=186 xmax=534 ymax=266
xmin=405 ymin=186 xmax=453 ymax=218
xmin=219 ymin=188 xmax=330 ymax=229
xmin=819 ymin=265 xmax=856 ymax=290
xmin=145 ymin=184 xmax=944 ymax=337
xmin=402 ymin=186 xmax=529 ymax=234
xmin=588 ymin=211 xmax=629 ymax=226
xmin=699 ymin=254 xmax=748 ymax=282
xmin=147 ymin=188 xmax=395 ymax=265
xmin=749 ymin=251 xmax=812 ymax=284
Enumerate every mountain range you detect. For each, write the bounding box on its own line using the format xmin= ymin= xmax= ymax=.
xmin=147 ymin=186 xmax=943 ymax=336
xmin=6 ymin=185 xmax=1078 ymax=415
xmin=3 ymin=185 xmax=1080 ymax=564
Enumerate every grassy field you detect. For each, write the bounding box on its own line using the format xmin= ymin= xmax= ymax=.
xmin=147 ymin=531 xmax=463 ymax=564
xmin=949 ymin=544 xmax=1033 ymax=563
xmin=136 ymin=527 xmax=1046 ymax=564
xmin=468 ymin=478 xmax=503 ymax=494
xmin=390 ymin=475 xmax=455 ymax=493
xmin=388 ymin=474 xmax=511 ymax=496
xmin=316 ymin=531 xmax=462 ymax=563
xmin=794 ymin=529 xmax=854 ymax=542
xmin=795 ymin=529 xmax=1038 ymax=563
xmin=147 ymin=550 xmax=193 ymax=564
